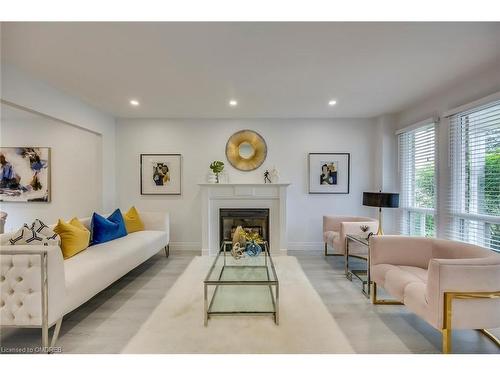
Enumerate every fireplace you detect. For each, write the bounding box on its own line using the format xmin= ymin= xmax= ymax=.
xmin=199 ymin=183 xmax=289 ymax=255
xmin=219 ymin=208 xmax=270 ymax=247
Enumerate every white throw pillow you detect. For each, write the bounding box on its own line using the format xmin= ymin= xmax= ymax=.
xmin=31 ymin=219 xmax=60 ymax=244
xmin=5 ymin=219 xmax=60 ymax=246
xmin=7 ymin=227 xmax=44 ymax=245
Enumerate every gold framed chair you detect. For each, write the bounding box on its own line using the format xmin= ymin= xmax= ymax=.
xmin=322 ymin=215 xmax=377 ymax=256
xmin=370 ymin=235 xmax=500 ymax=353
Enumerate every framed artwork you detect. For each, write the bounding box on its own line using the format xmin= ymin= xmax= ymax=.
xmin=0 ymin=147 xmax=51 ymax=202
xmin=140 ymin=154 xmax=182 ymax=195
xmin=308 ymin=153 xmax=350 ymax=194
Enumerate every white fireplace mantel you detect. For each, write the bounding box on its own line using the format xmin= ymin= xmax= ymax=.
xmin=199 ymin=183 xmax=290 ymax=256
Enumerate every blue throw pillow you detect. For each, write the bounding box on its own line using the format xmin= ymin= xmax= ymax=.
xmin=90 ymin=209 xmax=128 ymax=245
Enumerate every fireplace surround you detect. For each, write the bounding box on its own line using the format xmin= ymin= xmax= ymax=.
xmin=199 ymin=183 xmax=290 ymax=255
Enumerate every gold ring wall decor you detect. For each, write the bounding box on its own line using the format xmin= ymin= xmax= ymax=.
xmin=226 ymin=130 xmax=267 ymax=171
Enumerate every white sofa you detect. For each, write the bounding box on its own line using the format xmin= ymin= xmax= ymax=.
xmin=0 ymin=211 xmax=169 ymax=351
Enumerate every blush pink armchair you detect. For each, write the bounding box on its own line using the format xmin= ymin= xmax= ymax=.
xmin=322 ymin=216 xmax=378 ymax=256
xmin=370 ymin=235 xmax=500 ymax=353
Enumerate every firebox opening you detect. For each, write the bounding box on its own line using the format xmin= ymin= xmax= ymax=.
xmin=219 ymin=208 xmax=270 ymax=248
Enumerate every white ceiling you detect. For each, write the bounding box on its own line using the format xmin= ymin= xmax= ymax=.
xmin=2 ymin=22 xmax=500 ymax=118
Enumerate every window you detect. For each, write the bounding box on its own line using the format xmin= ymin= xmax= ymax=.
xmin=449 ymin=100 xmax=500 ymax=251
xmin=398 ymin=122 xmax=436 ymax=237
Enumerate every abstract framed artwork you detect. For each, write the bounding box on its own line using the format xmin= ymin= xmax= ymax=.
xmin=0 ymin=147 xmax=51 ymax=202
xmin=140 ymin=153 xmax=182 ymax=195
xmin=308 ymin=153 xmax=350 ymax=194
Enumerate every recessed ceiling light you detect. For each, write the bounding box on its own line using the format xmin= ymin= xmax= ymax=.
xmin=229 ymin=100 xmax=238 ymax=107
xmin=129 ymin=99 xmax=140 ymax=106
xmin=328 ymin=100 xmax=337 ymax=106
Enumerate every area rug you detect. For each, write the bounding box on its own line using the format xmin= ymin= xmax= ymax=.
xmin=122 ymin=256 xmax=354 ymax=353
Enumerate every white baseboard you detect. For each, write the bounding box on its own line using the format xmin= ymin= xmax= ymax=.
xmin=287 ymin=242 xmax=325 ymax=251
xmin=169 ymin=242 xmax=202 ymax=252
xmin=171 ymin=241 xmax=324 ymax=252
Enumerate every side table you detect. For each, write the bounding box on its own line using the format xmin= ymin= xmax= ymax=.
xmin=345 ymin=234 xmax=371 ymax=297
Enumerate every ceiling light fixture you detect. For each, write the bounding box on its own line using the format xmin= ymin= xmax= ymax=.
xmin=129 ymin=99 xmax=140 ymax=106
xmin=328 ymin=100 xmax=337 ymax=106
xmin=229 ymin=100 xmax=238 ymax=107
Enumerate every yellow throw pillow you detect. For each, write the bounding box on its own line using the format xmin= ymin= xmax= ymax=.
xmin=69 ymin=217 xmax=88 ymax=231
xmin=123 ymin=206 xmax=145 ymax=233
xmin=54 ymin=218 xmax=90 ymax=259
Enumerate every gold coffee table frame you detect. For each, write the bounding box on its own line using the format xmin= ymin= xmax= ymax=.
xmin=203 ymin=241 xmax=279 ymax=326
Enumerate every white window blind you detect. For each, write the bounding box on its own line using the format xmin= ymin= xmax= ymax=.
xmin=398 ymin=122 xmax=436 ymax=237
xmin=448 ymin=99 xmax=500 ymax=252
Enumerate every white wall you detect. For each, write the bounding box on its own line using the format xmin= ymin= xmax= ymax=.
xmin=395 ymin=63 xmax=500 ymax=238
xmin=0 ymin=64 xmax=116 ymax=211
xmin=397 ymin=63 xmax=500 ymax=128
xmin=372 ymin=114 xmax=399 ymax=234
xmin=116 ymin=118 xmax=379 ymax=251
xmin=1 ymin=104 xmax=102 ymax=231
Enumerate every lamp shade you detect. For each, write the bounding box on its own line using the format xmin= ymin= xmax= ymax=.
xmin=363 ymin=192 xmax=399 ymax=208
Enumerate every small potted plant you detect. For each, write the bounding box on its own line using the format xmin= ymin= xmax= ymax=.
xmin=209 ymin=161 xmax=225 ymax=183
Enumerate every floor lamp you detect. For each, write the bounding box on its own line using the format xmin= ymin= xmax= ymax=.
xmin=363 ymin=192 xmax=399 ymax=235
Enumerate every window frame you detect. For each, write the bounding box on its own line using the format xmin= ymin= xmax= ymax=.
xmin=448 ymin=100 xmax=500 ymax=251
xmin=397 ymin=121 xmax=438 ymax=238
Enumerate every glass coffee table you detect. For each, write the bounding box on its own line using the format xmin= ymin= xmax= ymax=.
xmin=203 ymin=241 xmax=279 ymax=326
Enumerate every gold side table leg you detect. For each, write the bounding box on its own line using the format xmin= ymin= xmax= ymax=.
xmin=344 ymin=238 xmax=349 ymax=277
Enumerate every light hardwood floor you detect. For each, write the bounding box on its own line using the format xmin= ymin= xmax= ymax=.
xmin=1 ymin=251 xmax=498 ymax=354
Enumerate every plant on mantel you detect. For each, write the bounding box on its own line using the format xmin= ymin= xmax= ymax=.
xmin=209 ymin=161 xmax=225 ymax=183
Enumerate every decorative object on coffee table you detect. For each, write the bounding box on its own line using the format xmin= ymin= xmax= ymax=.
xmin=140 ymin=153 xmax=181 ymax=195
xmin=245 ymin=240 xmax=262 ymax=257
xmin=231 ymin=242 xmax=244 ymax=259
xmin=308 ymin=153 xmax=350 ymax=194
xmin=362 ymin=191 xmax=400 ymax=235
xmin=209 ymin=160 xmax=225 ymax=183
xmin=226 ymin=130 xmax=267 ymax=171
xmin=241 ymin=228 xmax=263 ymax=243
xmin=232 ymin=225 xmax=246 ymax=246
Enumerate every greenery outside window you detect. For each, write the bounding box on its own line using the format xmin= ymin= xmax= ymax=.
xmin=398 ymin=122 xmax=437 ymax=237
xmin=449 ymin=100 xmax=500 ymax=252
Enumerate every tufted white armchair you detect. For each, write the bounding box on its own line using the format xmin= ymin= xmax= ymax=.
xmin=0 ymin=210 xmax=169 ymax=352
xmin=0 ymin=245 xmax=65 ymax=351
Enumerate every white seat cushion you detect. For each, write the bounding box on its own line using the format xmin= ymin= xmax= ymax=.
xmin=63 ymin=230 xmax=167 ymax=314
xmin=398 ymin=265 xmax=427 ymax=282
xmin=372 ymin=264 xmax=427 ymax=301
xmin=403 ymin=282 xmax=430 ymax=321
xmin=371 ymin=264 xmax=399 ymax=285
